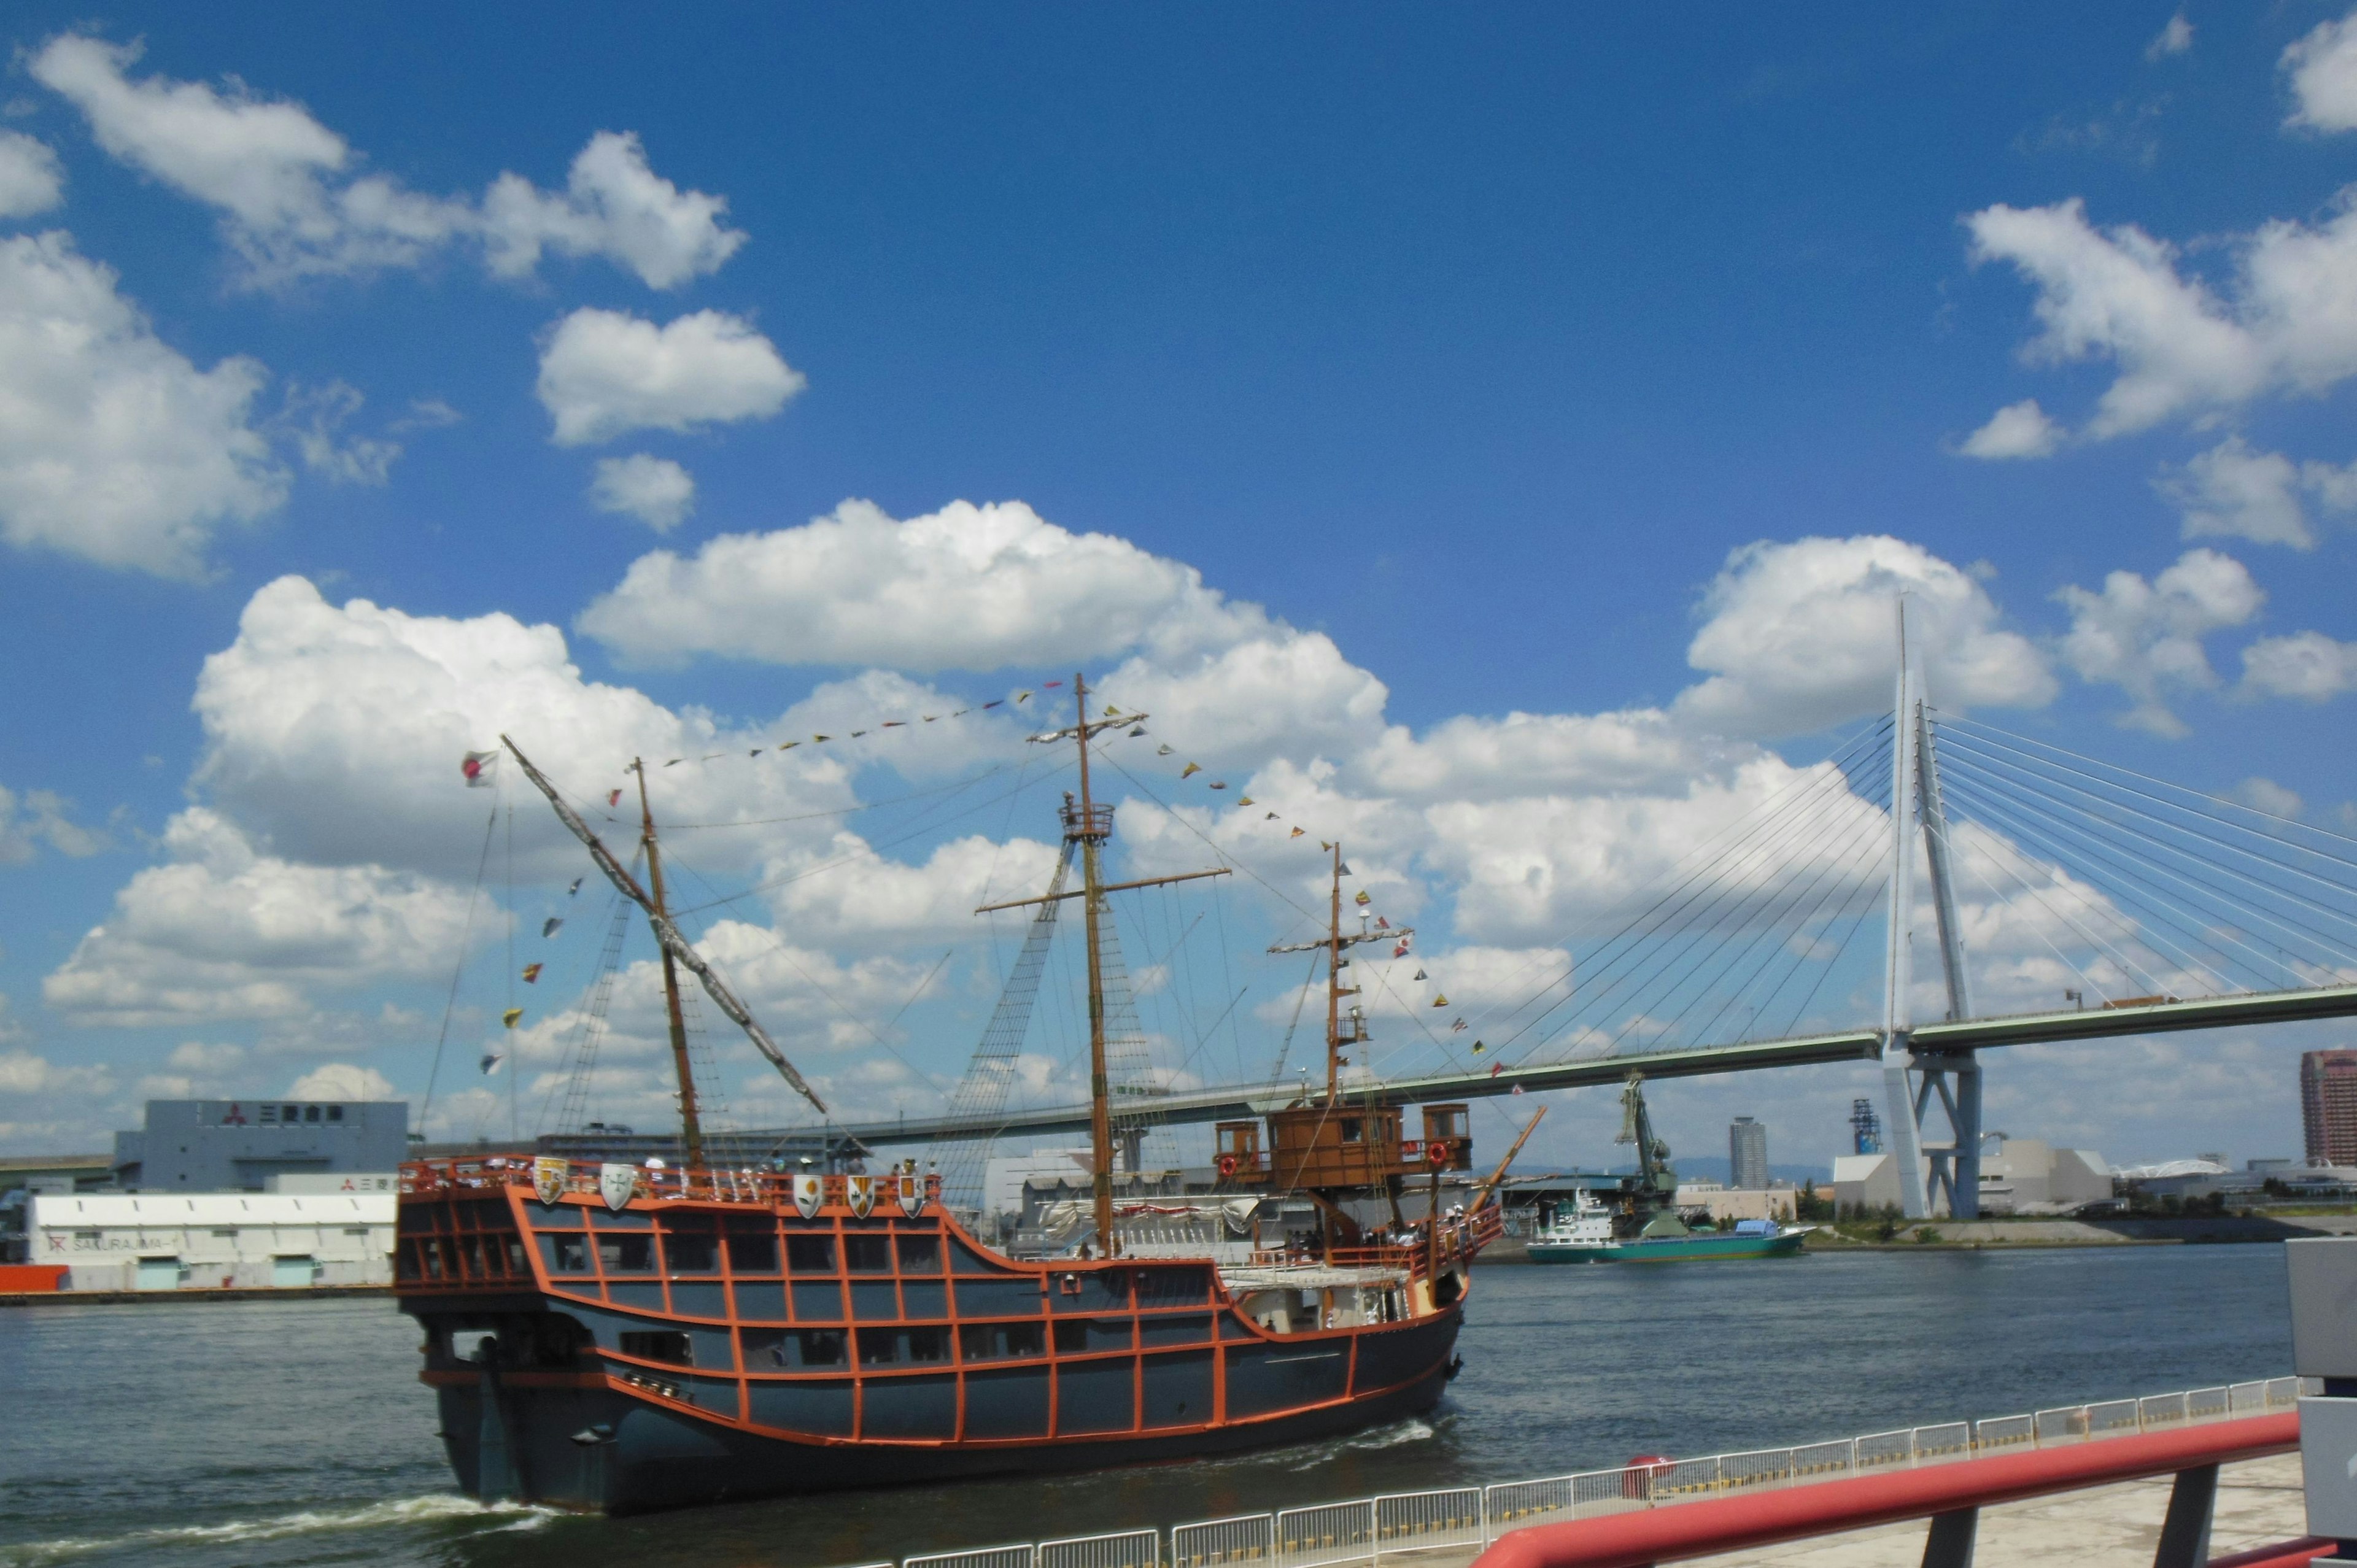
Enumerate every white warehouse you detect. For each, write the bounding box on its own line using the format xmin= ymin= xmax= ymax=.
xmin=23 ymin=1191 xmax=396 ymax=1291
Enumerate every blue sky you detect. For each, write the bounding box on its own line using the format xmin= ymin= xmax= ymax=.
xmin=4 ymin=4 xmax=2356 ymax=1177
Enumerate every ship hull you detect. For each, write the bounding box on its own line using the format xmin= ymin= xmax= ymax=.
xmin=395 ymin=1161 xmax=1484 ymax=1514
xmin=1526 ymin=1231 xmax=1806 ymax=1263
xmin=429 ymin=1310 xmax=1460 ymax=1512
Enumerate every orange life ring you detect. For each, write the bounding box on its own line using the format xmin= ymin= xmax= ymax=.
xmin=1426 ymin=1139 xmax=1450 ymax=1167
xmin=1217 ymin=1153 xmax=1240 ymax=1178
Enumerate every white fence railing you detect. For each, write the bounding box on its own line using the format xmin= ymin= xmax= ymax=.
xmin=832 ymin=1376 xmax=2304 ymax=1568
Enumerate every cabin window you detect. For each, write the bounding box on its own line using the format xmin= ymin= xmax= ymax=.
xmin=857 ymin=1326 xmax=900 ymax=1365
xmin=843 ymin=1235 xmax=891 ymax=1273
xmin=544 ymin=1235 xmax=590 ymax=1273
xmin=959 ymin=1321 xmax=1045 ymax=1361
xmin=727 ymin=1231 xmax=777 ymax=1273
xmin=895 ymin=1234 xmax=939 ymax=1273
xmin=600 ymin=1235 xmax=654 ymax=1272
xmin=619 ymin=1330 xmax=692 ymax=1365
xmin=786 ymin=1235 xmax=835 ymax=1273
xmin=799 ymin=1329 xmax=846 ymax=1366
xmin=1054 ymin=1318 xmax=1131 ymax=1354
xmin=662 ymin=1229 xmax=718 ymax=1273
xmin=1342 ymin=1119 xmax=1363 ymax=1144
xmin=905 ymin=1327 xmax=948 ymax=1363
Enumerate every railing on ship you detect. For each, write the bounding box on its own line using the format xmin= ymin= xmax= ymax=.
xmin=395 ymin=1157 xmax=1504 ymax=1272
xmin=826 ymin=1376 xmax=2307 ymax=1568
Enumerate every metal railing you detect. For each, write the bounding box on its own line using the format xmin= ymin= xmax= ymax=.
xmin=825 ymin=1376 xmax=2303 ymax=1568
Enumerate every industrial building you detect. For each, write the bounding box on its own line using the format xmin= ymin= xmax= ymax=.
xmin=1831 ymin=1135 xmax=2107 ymax=1217
xmin=7 ymin=1189 xmax=395 ymax=1290
xmin=2303 ymin=1050 xmax=2357 ymax=1165
xmin=110 ymin=1099 xmax=408 ymax=1191
xmin=1729 ymin=1116 xmax=1769 ymax=1189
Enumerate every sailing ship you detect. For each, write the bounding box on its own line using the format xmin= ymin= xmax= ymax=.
xmin=1525 ymin=1074 xmax=1807 ymax=1264
xmin=394 ymin=678 xmax=1504 ymax=1513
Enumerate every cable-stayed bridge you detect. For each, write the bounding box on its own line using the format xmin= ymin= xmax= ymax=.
xmin=768 ymin=635 xmax=2357 ymax=1222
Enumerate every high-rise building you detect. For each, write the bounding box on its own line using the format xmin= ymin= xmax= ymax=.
xmin=2302 ymin=1051 xmax=2357 ymax=1165
xmin=1730 ymin=1116 xmax=1769 ymax=1189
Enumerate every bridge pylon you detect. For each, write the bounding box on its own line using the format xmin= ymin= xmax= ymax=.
xmin=1881 ymin=602 xmax=1981 ymax=1221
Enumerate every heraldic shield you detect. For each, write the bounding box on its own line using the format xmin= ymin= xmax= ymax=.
xmin=599 ymin=1162 xmax=638 ymax=1212
xmin=896 ymin=1174 xmax=924 ymax=1216
xmin=792 ymin=1173 xmax=822 ymax=1218
xmin=533 ymin=1156 xmax=568 ymax=1207
xmin=846 ymin=1175 xmax=874 ymax=1218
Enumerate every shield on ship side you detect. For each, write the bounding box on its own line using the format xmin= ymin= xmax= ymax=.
xmin=896 ymin=1175 xmax=923 ymax=1217
xmin=846 ymin=1175 xmax=874 ymax=1218
xmin=533 ymin=1157 xmax=568 ymax=1207
xmin=599 ymin=1162 xmax=637 ymax=1212
xmin=793 ymin=1174 xmax=822 ymax=1218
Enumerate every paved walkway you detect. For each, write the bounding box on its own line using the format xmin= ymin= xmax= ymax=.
xmin=1678 ymin=1453 xmax=2308 ymax=1567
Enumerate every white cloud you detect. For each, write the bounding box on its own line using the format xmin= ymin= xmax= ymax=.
xmin=1958 ymin=399 xmax=2064 ymax=460
xmin=589 ymin=454 xmax=694 ymax=531
xmin=2158 ymin=437 xmax=2313 ymax=549
xmin=2056 ymin=549 xmax=2265 ymax=735
xmin=30 ymin=36 xmax=742 ymax=290
xmin=579 ymin=498 xmax=1254 ymax=671
xmin=536 ymin=307 xmax=802 ymax=447
xmin=42 ymin=808 xmax=479 ymax=1027
xmin=480 ymin=131 xmax=745 ymax=290
xmin=2147 ymin=14 xmax=2194 ymax=62
xmin=273 ymin=381 xmax=401 ymax=485
xmin=2285 ymin=9 xmax=2357 ymax=132
xmin=0 ymin=130 xmax=64 ymax=218
xmin=2240 ymin=630 xmax=2357 ymax=701
xmin=2232 ymin=777 xmax=2304 ymax=819
xmin=187 ymin=574 xmax=865 ymax=879
xmin=0 ymin=1049 xmax=110 ymax=1097
xmin=287 ymin=1062 xmax=398 ymax=1101
xmin=0 ymin=230 xmax=286 ymax=577
xmin=0 ymin=783 xmax=107 ymax=863
xmin=1674 ymin=535 xmax=2057 ymax=737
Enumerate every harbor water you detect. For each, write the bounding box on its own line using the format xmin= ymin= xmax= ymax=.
xmin=0 ymin=1245 xmax=2294 ymax=1568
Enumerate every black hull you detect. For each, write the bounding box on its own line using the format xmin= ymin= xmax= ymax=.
xmin=435 ymin=1314 xmax=1460 ymax=1513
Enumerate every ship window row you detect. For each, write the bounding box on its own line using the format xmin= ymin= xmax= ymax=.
xmin=532 ymin=1229 xmax=951 ymax=1278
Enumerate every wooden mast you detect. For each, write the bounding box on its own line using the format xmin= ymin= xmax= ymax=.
xmin=1071 ymin=674 xmax=1117 ymax=1255
xmin=1326 ymin=843 xmax=1344 ymax=1105
xmin=635 ymin=757 xmax=705 ymax=1171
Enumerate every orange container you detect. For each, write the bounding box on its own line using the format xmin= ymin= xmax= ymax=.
xmin=0 ymin=1264 xmax=69 ymax=1292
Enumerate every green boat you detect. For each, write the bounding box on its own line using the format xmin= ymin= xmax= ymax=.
xmin=1525 ymin=1072 xmax=1809 ymax=1264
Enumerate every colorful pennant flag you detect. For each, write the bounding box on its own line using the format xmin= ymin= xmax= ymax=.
xmin=542 ymin=917 xmax=563 ymax=938
xmin=521 ymin=963 xmax=543 ymax=984
xmin=1412 ymin=968 xmax=1428 ymax=981
xmin=501 ymin=1007 xmax=524 ymax=1029
xmin=1290 ymin=827 xmax=1304 ymax=838
xmin=461 ymin=750 xmax=498 ymax=787
xmin=1471 ymin=1040 xmax=1485 ymax=1054
xmin=1431 ymin=994 xmax=1449 ymax=1007
xmin=1490 ymin=1061 xmax=1504 ymax=1078
xmin=1354 ymin=889 xmax=1371 ymax=906
xmin=567 ymin=877 xmax=584 ymax=896
xmin=606 ymin=789 xmax=623 ymax=807
xmin=1451 ymin=1018 xmax=1467 ymax=1032
xmin=479 ymin=1051 xmax=502 ymax=1075
xmin=1181 ymin=763 xmax=1201 ymax=778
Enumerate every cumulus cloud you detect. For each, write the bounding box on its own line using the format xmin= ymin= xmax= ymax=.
xmin=188 ymin=574 xmax=862 ymax=878
xmin=536 ymin=307 xmax=802 ymax=446
xmin=1674 ymin=535 xmax=2056 ymax=737
xmin=2285 ymin=9 xmax=2357 ymax=133
xmin=2232 ymin=777 xmax=2305 ymax=819
xmin=2056 ymin=549 xmax=2265 ymax=735
xmin=0 ymin=131 xmax=65 ymax=218
xmin=272 ymin=380 xmax=401 ymax=485
xmin=30 ymin=35 xmax=742 ymax=290
xmin=579 ymin=498 xmax=1255 ymax=671
xmin=589 ymin=454 xmax=695 ymax=531
xmin=0 ymin=784 xmax=108 ymax=863
xmin=287 ymin=1062 xmax=398 ymax=1101
xmin=1966 ymin=183 xmax=2357 ymax=440
xmin=2158 ymin=437 xmax=2313 ymax=549
xmin=2240 ymin=630 xmax=2357 ymax=701
xmin=1958 ymin=399 xmax=2064 ymax=459
xmin=42 ymin=807 xmax=479 ymax=1027
xmin=0 ymin=230 xmax=286 ymax=577
xmin=2146 ymin=14 xmax=2194 ymax=62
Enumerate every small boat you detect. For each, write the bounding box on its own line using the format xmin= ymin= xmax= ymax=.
xmin=1524 ymin=1073 xmax=1808 ymax=1264
xmin=1527 ymin=1191 xmax=1806 ymax=1262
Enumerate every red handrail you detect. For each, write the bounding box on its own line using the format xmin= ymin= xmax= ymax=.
xmin=1474 ymin=1412 xmax=2302 ymax=1568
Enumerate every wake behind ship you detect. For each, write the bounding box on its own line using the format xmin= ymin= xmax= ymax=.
xmin=399 ymin=678 xmax=1517 ymax=1512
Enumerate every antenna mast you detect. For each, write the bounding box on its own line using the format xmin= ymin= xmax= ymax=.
xmin=635 ymin=759 xmax=705 ymax=1171
xmin=1069 ymin=674 xmax=1118 ymax=1254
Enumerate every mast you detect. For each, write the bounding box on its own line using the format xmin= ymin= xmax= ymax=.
xmin=635 ymin=759 xmax=705 ymax=1170
xmin=1326 ymin=844 xmax=1344 ymax=1103
xmin=1070 ymin=674 xmax=1117 ymax=1255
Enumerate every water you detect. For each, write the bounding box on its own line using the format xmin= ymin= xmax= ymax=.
xmin=0 ymin=1247 xmax=2294 ymax=1568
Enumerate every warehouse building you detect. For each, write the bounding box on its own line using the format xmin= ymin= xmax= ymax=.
xmin=11 ymin=1189 xmax=395 ymax=1291
xmin=110 ymin=1098 xmax=408 ymax=1191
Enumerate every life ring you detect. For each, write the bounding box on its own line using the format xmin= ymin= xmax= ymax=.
xmin=1217 ymin=1153 xmax=1240 ymax=1178
xmin=1425 ymin=1140 xmax=1450 ymax=1167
